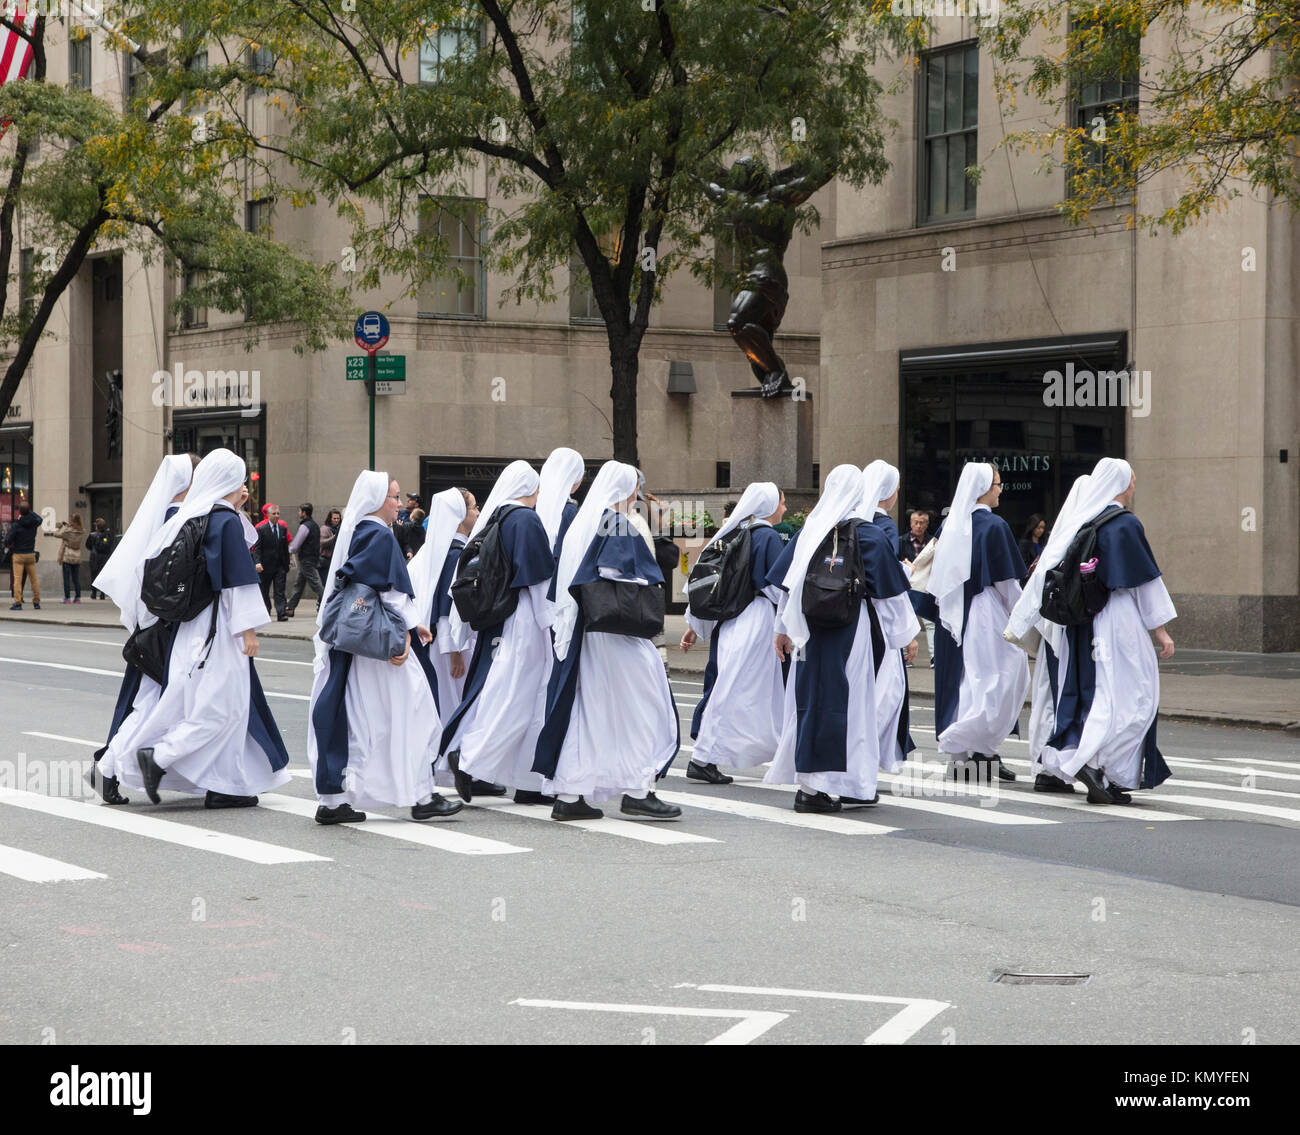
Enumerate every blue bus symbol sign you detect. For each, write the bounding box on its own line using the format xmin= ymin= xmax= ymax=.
xmin=354 ymin=311 xmax=390 ymax=350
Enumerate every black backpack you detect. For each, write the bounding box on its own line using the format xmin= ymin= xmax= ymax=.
xmin=141 ymin=514 xmax=218 ymax=624
xmin=686 ymin=521 xmax=756 ymax=623
xmin=801 ymin=519 xmax=866 ymax=629
xmin=451 ymin=504 xmax=521 ymax=631
xmin=1040 ymin=507 xmax=1129 ymax=626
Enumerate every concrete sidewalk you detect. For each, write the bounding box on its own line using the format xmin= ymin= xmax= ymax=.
xmin=5 ymin=601 xmax=1297 ymax=731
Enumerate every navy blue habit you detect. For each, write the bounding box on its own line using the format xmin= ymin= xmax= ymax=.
xmin=533 ymin=511 xmax=679 ymax=779
xmin=1046 ymin=506 xmax=1171 ymax=788
xmin=312 ymin=521 xmax=415 ymax=795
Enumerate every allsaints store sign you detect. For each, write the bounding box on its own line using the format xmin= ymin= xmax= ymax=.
xmin=961 ymin=454 xmax=1051 ymax=493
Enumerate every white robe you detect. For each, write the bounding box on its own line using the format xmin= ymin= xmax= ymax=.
xmin=766 ymin=595 xmax=915 ymax=800
xmin=1041 ymin=578 xmax=1176 ymax=790
xmin=873 ymin=595 xmax=921 ymax=774
xmin=689 ymin=588 xmax=784 ymax=770
xmin=307 ymin=585 xmax=439 ymax=809
xmin=431 ymin=613 xmax=475 ymax=789
xmin=542 ymin=632 xmax=678 ymax=803
xmin=446 ymin=584 xmax=550 ymax=792
xmin=101 ymin=585 xmax=291 ymax=798
xmin=937 ymin=582 xmax=1030 ymax=760
xmin=1027 ymin=627 xmax=1069 ymax=778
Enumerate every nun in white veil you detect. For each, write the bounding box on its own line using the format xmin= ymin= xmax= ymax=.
xmin=924 ymin=461 xmax=1029 ymax=780
xmin=307 ymin=469 xmax=454 ymax=824
xmin=100 ymin=449 xmax=292 ymax=807
xmin=89 ymin=454 xmax=196 ymax=802
xmin=440 ymin=460 xmax=557 ymax=804
xmin=532 ymin=460 xmax=681 ymax=820
xmin=856 ymin=461 xmax=920 ymax=774
xmin=679 ymin=481 xmax=787 ymax=781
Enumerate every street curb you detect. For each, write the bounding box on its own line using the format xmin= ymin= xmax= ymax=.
xmin=0 ymin=613 xmax=316 ymax=643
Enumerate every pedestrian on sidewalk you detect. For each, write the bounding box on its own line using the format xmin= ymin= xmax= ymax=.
xmin=900 ymin=509 xmax=936 ymax=665
xmin=6 ymin=503 xmax=42 ymax=610
xmin=101 ymin=449 xmax=293 ymax=810
xmin=89 ymin=455 xmax=198 ymax=804
xmin=922 ymin=462 xmax=1028 ymax=784
xmin=253 ymin=502 xmax=290 ymax=620
xmin=1034 ymin=458 xmax=1176 ymax=805
xmin=765 ymin=465 xmax=917 ymax=813
xmin=534 ymin=460 xmax=682 ymax=821
xmin=406 ymin=508 xmax=426 ymax=557
xmin=307 ymin=470 xmax=459 ymax=824
xmin=284 ymin=502 xmax=324 ymax=617
xmin=440 ymin=460 xmax=556 ymax=805
xmin=318 ymin=507 xmax=342 ymax=581
xmin=680 ymin=481 xmax=788 ymax=785
xmin=46 ymin=514 xmax=87 ymax=603
xmin=86 ymin=518 xmax=113 ymax=599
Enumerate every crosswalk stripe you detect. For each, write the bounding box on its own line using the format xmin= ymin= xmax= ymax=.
xmin=0 ymin=787 xmax=330 ymax=865
xmin=657 ymin=775 xmax=897 ymax=835
xmin=0 ymin=656 xmax=120 ymax=677
xmin=1140 ymin=793 xmax=1300 ymax=825
xmin=23 ymin=731 xmax=101 ymax=747
xmin=876 ymin=774 xmax=1194 ymax=821
xmin=0 ymin=842 xmax=106 ymax=883
xmin=469 ymin=798 xmax=719 ymax=844
xmin=258 ymin=793 xmax=532 ymax=855
xmin=991 ymin=751 xmax=1300 ymax=787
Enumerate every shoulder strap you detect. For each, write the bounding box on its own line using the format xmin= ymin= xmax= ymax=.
xmin=1091 ymin=505 xmax=1129 ymax=531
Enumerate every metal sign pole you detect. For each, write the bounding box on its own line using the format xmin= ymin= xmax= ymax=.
xmin=367 ymin=349 xmax=377 ymax=471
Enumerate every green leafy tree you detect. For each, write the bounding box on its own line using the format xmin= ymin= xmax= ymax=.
xmin=172 ymin=0 xmax=915 ymax=465
xmin=0 ymin=7 xmax=353 ymax=423
xmin=987 ymin=1 xmax=1300 ymax=233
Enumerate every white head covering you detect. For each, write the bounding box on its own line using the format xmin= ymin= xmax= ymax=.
xmin=143 ymin=449 xmax=248 ymax=562
xmin=855 ymin=460 xmax=900 ymax=520
xmin=536 ymin=447 xmax=585 ymax=546
xmin=704 ymin=482 xmax=780 ymax=553
xmin=313 ymin=469 xmax=391 ymax=672
xmin=1005 ymin=473 xmax=1092 ymax=650
xmin=94 ymin=454 xmax=195 ymax=632
xmin=779 ymin=464 xmax=866 ymax=650
xmin=448 ymin=460 xmax=541 ymax=647
xmin=408 ymin=487 xmax=467 ymax=627
xmin=552 ymin=460 xmax=639 ymax=662
xmin=926 ymin=461 xmax=995 ymax=646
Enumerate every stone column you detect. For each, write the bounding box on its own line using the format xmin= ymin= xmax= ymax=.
xmin=728 ymin=389 xmax=815 ymax=493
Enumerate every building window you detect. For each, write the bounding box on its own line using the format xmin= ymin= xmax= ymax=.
xmin=712 ymin=233 xmax=737 ymax=332
xmin=125 ymin=50 xmax=146 ymax=102
xmin=69 ymin=34 xmax=92 ymax=90
xmin=1070 ymin=24 xmax=1139 ymax=194
xmin=181 ymin=268 xmax=207 ymax=329
xmin=418 ymin=197 xmax=485 ymax=318
xmin=245 ymin=198 xmax=272 ymax=320
xmin=419 ymin=22 xmax=483 ymax=84
xmin=920 ymin=42 xmax=978 ymax=223
xmin=18 ymin=247 xmax=35 ymax=323
xmin=247 ymin=43 xmax=274 ymax=76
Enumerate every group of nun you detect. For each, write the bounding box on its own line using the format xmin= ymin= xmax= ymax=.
xmin=87 ymin=444 xmax=1174 ymax=825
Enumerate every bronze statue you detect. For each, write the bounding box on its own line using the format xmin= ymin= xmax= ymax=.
xmin=704 ymin=156 xmax=832 ymax=397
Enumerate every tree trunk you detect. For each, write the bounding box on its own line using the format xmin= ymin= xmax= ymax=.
xmin=608 ymin=336 xmax=640 ymax=468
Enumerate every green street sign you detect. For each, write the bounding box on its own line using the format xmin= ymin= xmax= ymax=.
xmin=346 ymin=354 xmax=406 ymax=381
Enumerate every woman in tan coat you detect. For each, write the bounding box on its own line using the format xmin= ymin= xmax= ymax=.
xmin=46 ymin=514 xmax=87 ymax=603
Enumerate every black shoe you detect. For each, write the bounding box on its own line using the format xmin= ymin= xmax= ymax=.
xmin=446 ymin=749 xmax=473 ymax=803
xmin=994 ymin=757 xmax=1017 ymax=782
xmin=85 ymin=767 xmax=129 ymax=806
xmin=205 ymin=791 xmax=258 ymax=809
xmin=794 ymin=789 xmax=841 ymax=813
xmin=1107 ymin=784 xmax=1134 ymax=805
xmin=621 ymin=792 xmax=682 ymax=820
xmin=839 ymin=794 xmax=880 ymax=807
xmin=471 ymin=779 xmax=507 ymax=796
xmin=1033 ymin=773 xmax=1076 ymax=794
xmin=686 ymin=760 xmax=733 ymax=785
xmin=551 ymin=796 xmax=603 ymax=821
xmin=949 ymin=759 xmax=981 ymax=782
xmin=315 ymin=803 xmax=366 ymax=824
xmin=513 ymin=789 xmax=556 ymax=805
xmin=136 ymin=748 xmax=164 ymax=804
xmin=277 ymin=614 xmax=289 ymax=622
xmin=412 ymin=794 xmax=463 ymax=820
xmin=1075 ymin=765 xmax=1114 ymax=806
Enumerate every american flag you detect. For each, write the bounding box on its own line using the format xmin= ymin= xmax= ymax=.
xmin=0 ymin=7 xmax=36 ymax=89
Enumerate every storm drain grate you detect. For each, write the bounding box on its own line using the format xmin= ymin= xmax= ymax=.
xmin=993 ymin=972 xmax=1092 ymax=986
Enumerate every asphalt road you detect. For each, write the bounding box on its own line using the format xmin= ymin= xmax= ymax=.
xmin=2 ymin=624 xmax=1298 ymax=1045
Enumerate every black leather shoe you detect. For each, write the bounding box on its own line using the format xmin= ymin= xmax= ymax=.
xmin=1034 ymin=772 xmax=1076 ymax=793
xmin=315 ymin=803 xmax=366 ymax=824
xmin=686 ymin=761 xmax=734 ymax=785
xmin=621 ymin=792 xmax=682 ymax=820
xmin=1107 ymin=783 xmax=1134 ymax=805
xmin=1075 ymin=764 xmax=1114 ymax=805
xmin=205 ymin=791 xmax=258 ymax=809
xmin=136 ymin=748 xmax=164 ymax=804
xmin=277 ymin=615 xmax=289 ymax=622
xmin=513 ymin=789 xmax=556 ymax=805
xmin=949 ymin=759 xmax=982 ymax=782
xmin=839 ymin=794 xmax=880 ymax=807
xmin=995 ymin=757 xmax=1017 ymax=782
xmin=551 ymin=796 xmax=603 ymax=821
xmin=412 ymin=794 xmax=463 ymax=820
xmin=472 ymin=779 xmax=507 ymax=796
xmin=446 ymin=749 xmax=473 ymax=803
xmin=85 ymin=766 xmax=129 ymax=805
xmin=794 ymin=789 xmax=841 ymax=813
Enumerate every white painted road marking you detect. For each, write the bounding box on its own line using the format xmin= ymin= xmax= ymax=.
xmin=510 ymin=998 xmax=789 ymax=1044
xmin=0 ymin=786 xmax=330 ymax=865
xmin=469 ymin=798 xmax=718 ymax=845
xmin=0 ymin=842 xmax=107 ymax=883
xmin=657 ymin=775 xmax=897 ymax=835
